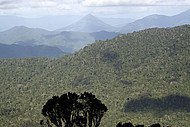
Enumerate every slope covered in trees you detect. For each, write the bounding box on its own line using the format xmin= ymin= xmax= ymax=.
xmin=0 ymin=25 xmax=190 ymax=127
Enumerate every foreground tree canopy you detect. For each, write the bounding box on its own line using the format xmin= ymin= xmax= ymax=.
xmin=41 ymin=92 xmax=108 ymax=127
xmin=116 ymin=122 xmax=162 ymax=127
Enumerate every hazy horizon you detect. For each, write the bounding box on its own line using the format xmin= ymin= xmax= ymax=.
xmin=0 ymin=0 xmax=190 ymax=19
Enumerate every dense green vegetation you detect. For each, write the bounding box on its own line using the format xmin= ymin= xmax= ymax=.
xmin=0 ymin=25 xmax=190 ymax=127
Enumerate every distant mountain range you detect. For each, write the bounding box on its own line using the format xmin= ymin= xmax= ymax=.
xmin=0 ymin=26 xmax=120 ymax=53
xmin=58 ymin=10 xmax=190 ymax=33
xmin=0 ymin=26 xmax=56 ymax=45
xmin=0 ymin=43 xmax=66 ymax=59
xmin=0 ymin=9 xmax=190 ymax=59
xmin=0 ymin=9 xmax=190 ymax=33
xmin=120 ymin=9 xmax=190 ymax=33
xmin=0 ymin=15 xmax=82 ymax=31
xmin=59 ymin=10 xmax=190 ymax=33
xmin=0 ymin=15 xmax=131 ymax=32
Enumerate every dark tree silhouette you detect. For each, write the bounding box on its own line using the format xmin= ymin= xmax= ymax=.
xmin=116 ymin=122 xmax=134 ymax=127
xmin=58 ymin=92 xmax=80 ymax=127
xmin=80 ymin=92 xmax=108 ymax=127
xmin=150 ymin=123 xmax=161 ymax=127
xmin=135 ymin=125 xmax=144 ymax=127
xmin=41 ymin=92 xmax=107 ymax=127
xmin=116 ymin=122 xmax=162 ymax=127
xmin=41 ymin=96 xmax=62 ymax=127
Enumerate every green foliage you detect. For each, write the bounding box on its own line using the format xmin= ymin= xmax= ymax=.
xmin=0 ymin=25 xmax=190 ymax=126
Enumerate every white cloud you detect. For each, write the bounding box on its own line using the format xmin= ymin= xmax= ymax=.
xmin=0 ymin=0 xmax=17 ymax=4
xmin=1 ymin=0 xmax=189 ymax=10
xmin=58 ymin=4 xmax=72 ymax=9
xmin=0 ymin=0 xmax=21 ymax=9
xmin=56 ymin=0 xmax=83 ymax=4
xmin=0 ymin=0 xmax=189 ymax=18
xmin=81 ymin=0 xmax=190 ymax=7
xmin=0 ymin=4 xmax=18 ymax=9
xmin=25 ymin=1 xmax=57 ymax=8
xmin=0 ymin=0 xmax=79 ymax=9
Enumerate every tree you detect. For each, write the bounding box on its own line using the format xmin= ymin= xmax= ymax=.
xmin=41 ymin=92 xmax=107 ymax=127
xmin=116 ymin=122 xmax=134 ymax=127
xmin=41 ymin=96 xmax=62 ymax=127
xmin=79 ymin=92 xmax=108 ymax=127
xmin=116 ymin=122 xmax=162 ymax=127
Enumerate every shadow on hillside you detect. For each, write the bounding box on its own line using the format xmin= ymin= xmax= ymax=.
xmin=124 ymin=95 xmax=190 ymax=116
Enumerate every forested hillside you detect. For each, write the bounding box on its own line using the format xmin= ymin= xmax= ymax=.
xmin=0 ymin=25 xmax=190 ymax=127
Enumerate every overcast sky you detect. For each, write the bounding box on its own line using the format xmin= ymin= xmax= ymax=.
xmin=0 ymin=0 xmax=190 ymax=19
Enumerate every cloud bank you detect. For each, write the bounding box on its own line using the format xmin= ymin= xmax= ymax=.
xmin=1 ymin=0 xmax=190 ymax=10
xmin=81 ymin=0 xmax=190 ymax=7
xmin=0 ymin=0 xmax=75 ymax=9
xmin=0 ymin=0 xmax=189 ymax=18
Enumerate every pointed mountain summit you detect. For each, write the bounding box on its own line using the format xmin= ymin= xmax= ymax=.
xmin=82 ymin=14 xmax=99 ymax=21
xmin=59 ymin=14 xmax=117 ymax=32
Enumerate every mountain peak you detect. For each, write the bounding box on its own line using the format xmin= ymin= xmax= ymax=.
xmin=81 ymin=14 xmax=100 ymax=21
xmin=59 ymin=14 xmax=117 ymax=32
xmin=12 ymin=26 xmax=29 ymax=30
xmin=85 ymin=13 xmax=94 ymax=17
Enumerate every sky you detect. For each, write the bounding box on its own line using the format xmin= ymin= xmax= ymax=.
xmin=0 ymin=0 xmax=190 ymax=19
